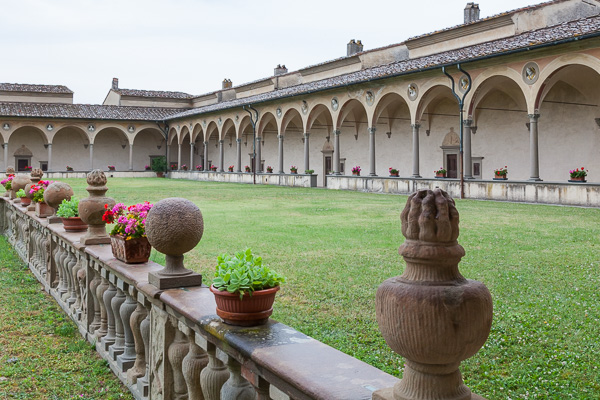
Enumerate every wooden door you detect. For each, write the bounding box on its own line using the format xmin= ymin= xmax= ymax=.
xmin=446 ymin=154 xmax=458 ymax=178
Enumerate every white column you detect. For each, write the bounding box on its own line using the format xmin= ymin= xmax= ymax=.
xmin=89 ymin=143 xmax=94 ymax=171
xmin=236 ymin=139 xmax=242 ymax=172
xmin=203 ymin=141 xmax=208 ymax=171
xmin=189 ymin=142 xmax=195 ymax=170
xmin=368 ymin=127 xmax=377 ymax=176
xmin=463 ymin=120 xmax=473 ymax=179
xmin=219 ymin=140 xmax=224 ymax=172
xmin=334 ymin=130 xmax=341 ymax=175
xmin=129 ymin=143 xmax=134 ymax=171
xmin=303 ymin=132 xmax=310 ymax=172
xmin=277 ymin=135 xmax=284 ymax=174
xmin=411 ymin=124 xmax=420 ymax=178
xmin=528 ymin=114 xmax=541 ymax=181
xmin=177 ymin=143 xmax=182 ymax=170
xmin=47 ymin=143 xmax=52 ymax=172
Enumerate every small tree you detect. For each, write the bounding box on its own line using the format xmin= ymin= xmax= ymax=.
xmin=151 ymin=156 xmax=167 ymax=173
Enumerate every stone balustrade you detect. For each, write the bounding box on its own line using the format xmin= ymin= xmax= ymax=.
xmin=0 ymin=196 xmax=400 ymax=400
xmin=170 ymin=170 xmax=318 ymax=188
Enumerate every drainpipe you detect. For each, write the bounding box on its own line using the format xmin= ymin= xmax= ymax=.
xmin=156 ymin=121 xmax=170 ymax=175
xmin=243 ymin=105 xmax=259 ymax=185
xmin=442 ymin=64 xmax=472 ymax=200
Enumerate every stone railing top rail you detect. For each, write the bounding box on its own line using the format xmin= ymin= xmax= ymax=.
xmin=5 ymin=198 xmax=399 ymax=399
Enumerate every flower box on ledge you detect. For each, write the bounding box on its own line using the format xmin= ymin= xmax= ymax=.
xmin=568 ymin=177 xmax=587 ymax=183
xmin=111 ymin=235 xmax=151 ymax=264
xmin=435 ymin=173 xmax=447 ymax=179
xmin=493 ymin=175 xmax=508 ymax=180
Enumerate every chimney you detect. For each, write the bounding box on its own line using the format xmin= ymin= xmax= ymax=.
xmin=464 ymin=3 xmax=480 ymax=24
xmin=274 ymin=64 xmax=288 ymax=76
xmin=112 ymin=77 xmax=119 ymax=90
xmin=222 ymin=79 xmax=232 ymax=89
xmin=347 ymin=39 xmax=364 ymax=56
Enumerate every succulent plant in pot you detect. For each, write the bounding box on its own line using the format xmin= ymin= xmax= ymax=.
xmin=57 ymin=197 xmax=88 ymax=232
xmin=210 ymin=248 xmax=286 ymax=326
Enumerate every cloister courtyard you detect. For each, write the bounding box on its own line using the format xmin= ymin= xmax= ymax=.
xmin=1 ymin=178 xmax=598 ymax=399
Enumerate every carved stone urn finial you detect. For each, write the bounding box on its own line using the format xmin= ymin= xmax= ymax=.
xmin=44 ymin=182 xmax=74 ymax=224
xmin=78 ymin=169 xmax=116 ymax=245
xmin=375 ymin=189 xmax=493 ymax=400
xmin=6 ymin=167 xmax=15 ymax=176
xmin=146 ymin=197 xmax=203 ymax=290
xmin=25 ymin=169 xmax=43 ymax=211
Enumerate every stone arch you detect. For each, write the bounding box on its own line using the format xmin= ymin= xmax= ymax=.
xmin=167 ymin=126 xmax=178 ymax=145
xmin=179 ymin=125 xmax=191 ymax=145
xmin=257 ymin=111 xmax=277 ymax=136
xmin=91 ymin=127 xmax=130 ymax=170
xmin=281 ymin=108 xmax=303 ymax=135
xmin=52 ymin=125 xmax=90 ymax=171
xmin=133 ymin=127 xmax=165 ymax=170
xmin=336 ymin=98 xmax=369 ymax=130
xmin=192 ymin=123 xmax=203 ymax=143
xmin=307 ymin=103 xmax=334 ymax=133
xmin=415 ymin=82 xmax=456 ymax=125
xmin=467 ymin=75 xmax=528 ymax=125
xmin=372 ymin=92 xmax=411 ymax=131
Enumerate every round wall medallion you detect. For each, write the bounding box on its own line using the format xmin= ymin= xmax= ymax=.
xmin=218 ymin=117 xmax=222 ymax=125
xmin=459 ymin=75 xmax=471 ymax=93
xmin=522 ymin=62 xmax=539 ymax=85
xmin=2 ymin=123 xmax=10 ymax=131
xmin=331 ymin=97 xmax=339 ymax=111
xmin=46 ymin=124 xmax=53 ymax=131
xmin=235 ymin=115 xmax=239 ymax=121
xmin=407 ymin=84 xmax=418 ymax=100
xmin=87 ymin=124 xmax=95 ymax=132
xmin=276 ymin=107 xmax=282 ymax=118
xmin=301 ymin=100 xmax=308 ymax=114
xmin=365 ymin=91 xmax=375 ymax=106
xmin=128 ymin=125 xmax=136 ymax=133
xmin=202 ymin=120 xmax=207 ymax=127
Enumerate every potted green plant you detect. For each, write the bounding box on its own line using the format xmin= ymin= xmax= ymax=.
xmin=108 ymin=165 xmax=116 ymax=171
xmin=1 ymin=174 xmax=15 ymax=198
xmin=266 ymin=166 xmax=273 ymax=173
xmin=290 ymin=166 xmax=298 ymax=174
xmin=569 ymin=167 xmax=587 ymax=182
xmin=66 ymin=166 xmax=74 ymax=172
xmin=493 ymin=166 xmax=508 ymax=180
xmin=389 ymin=167 xmax=399 ymax=177
xmin=181 ymin=164 xmax=188 ymax=171
xmin=434 ymin=168 xmax=447 ymax=178
xmin=228 ymin=165 xmax=234 ymax=172
xmin=305 ymin=169 xmax=314 ymax=174
xmin=196 ymin=165 xmax=203 ymax=171
xmin=211 ymin=165 xmax=217 ymax=171
xmin=151 ymin=157 xmax=167 ymax=177
xmin=245 ymin=165 xmax=251 ymax=172
xmin=16 ymin=189 xmax=30 ymax=207
xmin=102 ymin=201 xmax=153 ymax=263
xmin=56 ymin=197 xmax=88 ymax=232
xmin=210 ymin=248 xmax=286 ymax=326
xmin=352 ymin=166 xmax=361 ymax=176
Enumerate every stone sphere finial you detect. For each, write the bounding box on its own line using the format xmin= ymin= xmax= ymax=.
xmin=87 ymin=169 xmax=108 ymax=188
xmin=44 ymin=182 xmax=74 ymax=223
xmin=6 ymin=167 xmax=15 ymax=175
xmin=30 ymin=168 xmax=43 ymax=179
xmin=375 ymin=189 xmax=493 ymax=400
xmin=146 ymin=197 xmax=203 ymax=290
xmin=11 ymin=175 xmax=32 ymax=203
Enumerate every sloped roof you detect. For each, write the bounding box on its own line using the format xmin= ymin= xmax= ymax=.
xmin=0 ymin=103 xmax=188 ymax=121
xmin=167 ymin=15 xmax=600 ymax=121
xmin=115 ymin=88 xmax=193 ymax=99
xmin=0 ymin=83 xmax=73 ymax=94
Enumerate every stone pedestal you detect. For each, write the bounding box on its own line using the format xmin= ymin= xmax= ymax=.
xmin=146 ymin=198 xmax=203 ymax=290
xmin=25 ymin=169 xmax=43 ymax=212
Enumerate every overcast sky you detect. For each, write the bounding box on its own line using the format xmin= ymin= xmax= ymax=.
xmin=2 ymin=0 xmax=539 ymax=104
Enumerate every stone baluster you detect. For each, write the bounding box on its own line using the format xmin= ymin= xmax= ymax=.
xmin=56 ymin=243 xmax=68 ymax=297
xmin=127 ymin=294 xmax=149 ymax=385
xmin=94 ymin=273 xmax=110 ymax=340
xmin=374 ymin=188 xmax=493 ymax=400
xmin=41 ymin=233 xmax=50 ymax=280
xmin=116 ymin=285 xmax=138 ymax=372
xmin=199 ymin=343 xmax=229 ymax=400
xmin=65 ymin=251 xmax=77 ymax=306
xmin=136 ymin=302 xmax=151 ymax=397
xmin=88 ymin=269 xmax=102 ymax=335
xmin=108 ymin=283 xmax=127 ymax=359
xmin=168 ymin=325 xmax=190 ymax=400
xmin=220 ymin=351 xmax=255 ymax=400
xmin=240 ymin=365 xmax=269 ymax=400
xmin=76 ymin=263 xmax=86 ymax=320
xmin=71 ymin=254 xmax=84 ymax=315
xmin=100 ymin=281 xmax=118 ymax=352
xmin=180 ymin=324 xmax=208 ymax=400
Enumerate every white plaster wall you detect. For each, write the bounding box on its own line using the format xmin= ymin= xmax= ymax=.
xmin=52 ymin=129 xmax=89 ymax=170
xmin=93 ymin=129 xmax=130 ymax=171
xmin=132 ymin=130 xmax=165 ymax=170
xmin=373 ymin=120 xmax=412 ymax=177
xmin=7 ymin=129 xmax=47 ymax=170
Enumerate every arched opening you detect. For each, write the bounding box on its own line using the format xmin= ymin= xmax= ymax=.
xmin=372 ymin=93 xmax=411 ymax=177
xmin=52 ymin=126 xmax=90 ymax=171
xmin=92 ymin=127 xmax=129 ymax=171
xmin=257 ymin=112 xmax=277 ymax=173
xmin=222 ymin=119 xmax=236 ymax=171
xmin=205 ymin=121 xmax=219 ymax=170
xmin=337 ymin=99 xmax=368 ymax=175
xmin=281 ymin=108 xmax=303 ymax=174
xmin=307 ymin=103 xmax=334 ymax=185
xmin=133 ymin=128 xmax=166 ymax=170
xmin=8 ymin=126 xmax=48 ymax=171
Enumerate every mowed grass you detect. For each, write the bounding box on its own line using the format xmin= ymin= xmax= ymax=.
xmin=0 ymin=238 xmax=134 ymax=399
xmin=8 ymin=177 xmax=600 ymax=398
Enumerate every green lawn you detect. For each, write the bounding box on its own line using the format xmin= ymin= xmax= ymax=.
xmin=6 ymin=177 xmax=600 ymax=398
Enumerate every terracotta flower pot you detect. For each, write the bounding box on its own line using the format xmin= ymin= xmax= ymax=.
xmin=61 ymin=217 xmax=88 ymax=232
xmin=35 ymin=202 xmax=54 ymax=218
xmin=110 ymin=235 xmax=152 ymax=264
xmin=352 ymin=172 xmax=360 ymax=176
xmin=20 ymin=197 xmax=31 ymax=207
xmin=493 ymin=173 xmax=507 ymax=180
xmin=210 ymin=285 xmax=280 ymax=326
xmin=435 ymin=173 xmax=446 ymax=178
xmin=569 ymin=176 xmax=586 ymax=182
xmin=155 ymin=172 xmax=164 ymax=178
xmin=390 ymin=173 xmax=399 ymax=177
